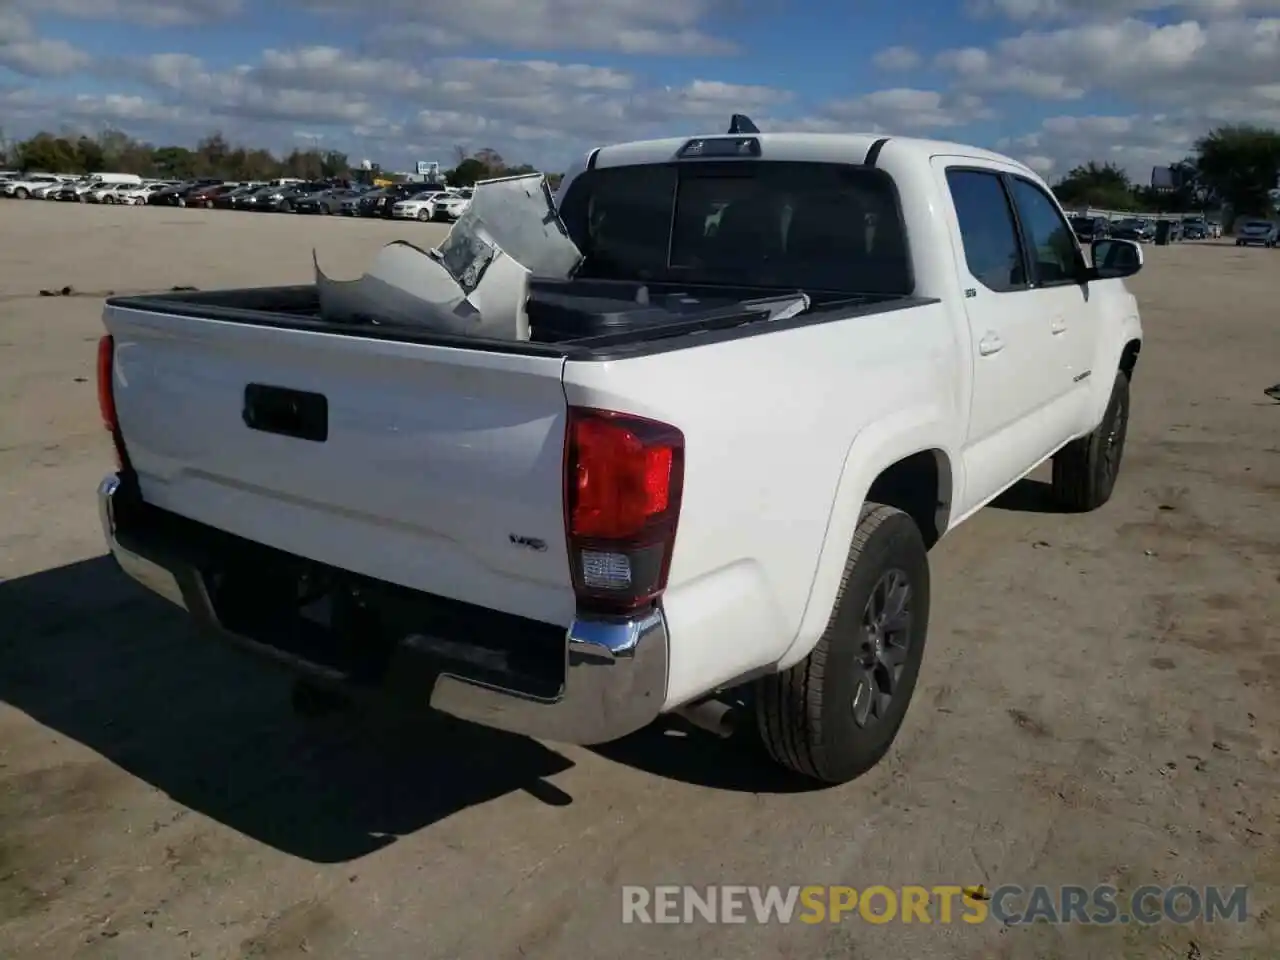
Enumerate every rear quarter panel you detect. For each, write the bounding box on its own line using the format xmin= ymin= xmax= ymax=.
xmin=563 ymin=303 xmax=965 ymax=708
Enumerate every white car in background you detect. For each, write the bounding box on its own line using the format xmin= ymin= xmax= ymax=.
xmin=429 ymin=188 xmax=473 ymax=222
xmin=116 ymin=182 xmax=173 ymax=205
xmin=1234 ymin=218 xmax=1279 ymax=247
xmin=3 ymin=173 xmax=67 ymax=199
xmin=390 ymin=188 xmax=449 ymax=220
xmin=87 ymin=184 xmax=138 ymax=204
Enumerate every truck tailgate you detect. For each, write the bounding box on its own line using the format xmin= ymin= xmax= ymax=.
xmin=105 ymin=306 xmax=575 ymax=626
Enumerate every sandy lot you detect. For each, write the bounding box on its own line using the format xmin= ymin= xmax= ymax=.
xmin=1 ymin=200 xmax=1277 ymax=960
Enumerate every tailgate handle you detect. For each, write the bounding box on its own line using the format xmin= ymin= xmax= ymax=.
xmin=243 ymin=383 xmax=328 ymax=442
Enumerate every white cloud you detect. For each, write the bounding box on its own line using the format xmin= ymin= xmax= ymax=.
xmin=0 ymin=10 xmax=91 ymax=76
xmin=934 ymin=47 xmax=1087 ymax=99
xmin=937 ymin=15 xmax=1280 ymax=132
xmin=940 ymin=15 xmax=1280 ymax=96
xmin=110 ymin=46 xmax=794 ymax=150
xmin=871 ymin=45 xmax=922 ymax=70
xmin=968 ymin=0 xmax=1280 ymax=21
xmin=825 ymin=88 xmax=996 ymax=130
xmin=303 ymin=0 xmax=738 ymax=55
xmin=12 ymin=0 xmax=243 ymax=27
xmin=995 ymin=112 xmax=1199 ymax=178
xmin=1 ymin=88 xmax=195 ymax=127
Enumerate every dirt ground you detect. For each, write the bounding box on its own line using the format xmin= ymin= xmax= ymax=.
xmin=0 ymin=201 xmax=1277 ymax=960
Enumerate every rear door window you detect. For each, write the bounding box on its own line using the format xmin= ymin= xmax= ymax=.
xmin=944 ymin=169 xmax=1026 ymax=293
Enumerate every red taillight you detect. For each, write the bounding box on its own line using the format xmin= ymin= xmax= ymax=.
xmin=96 ymin=335 xmax=117 ymax=433
xmin=97 ymin=334 xmax=129 ymax=470
xmin=565 ymin=407 xmax=684 ymax=614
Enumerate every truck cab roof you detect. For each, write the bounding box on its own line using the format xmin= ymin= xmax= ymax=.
xmin=588 ymin=132 xmax=1036 ymax=179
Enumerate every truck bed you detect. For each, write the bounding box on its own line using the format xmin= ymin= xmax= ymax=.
xmin=101 ymin=276 xmax=939 ymax=631
xmin=106 ymin=280 xmax=934 ymax=361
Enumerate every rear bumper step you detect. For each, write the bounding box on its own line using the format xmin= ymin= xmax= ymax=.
xmin=97 ymin=473 xmax=669 ymax=745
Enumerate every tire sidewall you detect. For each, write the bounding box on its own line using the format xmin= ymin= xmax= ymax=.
xmin=813 ymin=511 xmax=931 ymax=782
xmin=1097 ymin=372 xmax=1130 ymax=498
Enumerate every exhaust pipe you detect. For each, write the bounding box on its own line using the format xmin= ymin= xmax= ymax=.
xmin=674 ymin=697 xmax=738 ymax=738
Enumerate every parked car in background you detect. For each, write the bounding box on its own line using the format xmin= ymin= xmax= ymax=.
xmin=353 ymin=186 xmax=393 ymax=217
xmin=37 ymin=176 xmax=80 ymax=199
xmin=86 ymin=184 xmax=134 ymax=204
xmin=52 ymin=177 xmax=95 ymax=202
xmin=378 ymin=182 xmax=441 ymax=218
xmin=260 ymin=181 xmax=329 ymax=213
xmin=338 ymin=191 xmax=368 ymax=215
xmin=236 ymin=184 xmax=284 ymax=211
xmin=145 ymin=179 xmax=214 ymax=206
xmin=1234 ymin=218 xmax=1279 ymax=247
xmin=293 ymin=187 xmax=364 ymax=215
xmin=390 ymin=188 xmax=448 ymax=220
xmin=1111 ymin=217 xmax=1155 ymax=243
xmin=186 ymin=183 xmax=240 ymax=208
xmin=1181 ymin=217 xmax=1208 ymax=240
xmin=428 ymin=188 xmax=473 ymax=222
xmin=55 ymin=173 xmax=145 ymax=202
xmin=2 ymin=173 xmax=67 ymax=199
xmin=213 ymin=183 xmax=265 ymax=209
xmin=117 ymin=182 xmax=174 ymax=205
xmin=1069 ymin=215 xmax=1110 ymax=243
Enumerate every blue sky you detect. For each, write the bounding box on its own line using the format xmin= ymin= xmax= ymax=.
xmin=2 ymin=0 xmax=1278 ymax=179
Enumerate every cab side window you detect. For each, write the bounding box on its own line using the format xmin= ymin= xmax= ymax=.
xmin=945 ymin=169 xmax=1027 ymax=293
xmin=1008 ymin=177 xmax=1081 ymax=286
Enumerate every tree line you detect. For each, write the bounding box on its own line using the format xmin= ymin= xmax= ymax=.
xmin=1049 ymin=125 xmax=1280 ymax=220
xmin=0 ymin=127 xmax=548 ymax=188
xmin=2 ymin=121 xmax=1276 ymax=214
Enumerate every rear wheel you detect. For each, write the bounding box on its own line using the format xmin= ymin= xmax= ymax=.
xmin=756 ymin=504 xmax=930 ymax=784
xmin=1052 ymin=369 xmax=1130 ymax=512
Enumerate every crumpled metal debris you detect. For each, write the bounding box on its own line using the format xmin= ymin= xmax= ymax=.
xmin=314 ymin=173 xmax=583 ymax=341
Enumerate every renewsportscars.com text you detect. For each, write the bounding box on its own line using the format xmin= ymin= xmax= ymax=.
xmin=621 ymin=884 xmax=1249 ymax=926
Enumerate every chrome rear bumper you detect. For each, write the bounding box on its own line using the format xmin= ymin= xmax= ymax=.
xmin=97 ymin=473 xmax=668 ymax=745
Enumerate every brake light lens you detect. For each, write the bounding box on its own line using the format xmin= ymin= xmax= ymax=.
xmin=565 ymin=407 xmax=684 ymax=614
xmin=96 ymin=334 xmax=128 ymax=470
xmin=97 ymin=335 xmax=116 ymax=432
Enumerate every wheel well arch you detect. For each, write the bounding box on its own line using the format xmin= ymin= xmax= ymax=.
xmin=864 ymin=448 xmax=952 ymax=550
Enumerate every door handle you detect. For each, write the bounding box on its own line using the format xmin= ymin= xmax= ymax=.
xmin=978 ymin=333 xmax=1004 ymax=356
xmin=1050 ymin=317 xmax=1067 ymax=335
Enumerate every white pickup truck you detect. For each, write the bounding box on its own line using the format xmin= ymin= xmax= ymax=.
xmin=95 ymin=125 xmax=1144 ymax=784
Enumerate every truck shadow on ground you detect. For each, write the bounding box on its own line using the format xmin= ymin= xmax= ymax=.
xmin=989 ymin=477 xmax=1072 ymax=514
xmin=0 ymin=555 xmax=579 ymax=864
xmin=0 ymin=556 xmax=819 ymax=864
xmin=592 ymin=713 xmax=825 ymax=796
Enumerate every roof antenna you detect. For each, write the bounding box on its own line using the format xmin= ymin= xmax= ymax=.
xmin=728 ymin=114 xmax=759 ymax=134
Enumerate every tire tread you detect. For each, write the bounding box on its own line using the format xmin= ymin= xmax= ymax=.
xmin=757 ymin=503 xmax=902 ymax=781
xmin=1052 ymin=370 xmax=1129 ymax=512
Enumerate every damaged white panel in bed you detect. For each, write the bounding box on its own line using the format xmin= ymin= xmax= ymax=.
xmin=314 ymin=173 xmax=583 ymax=341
